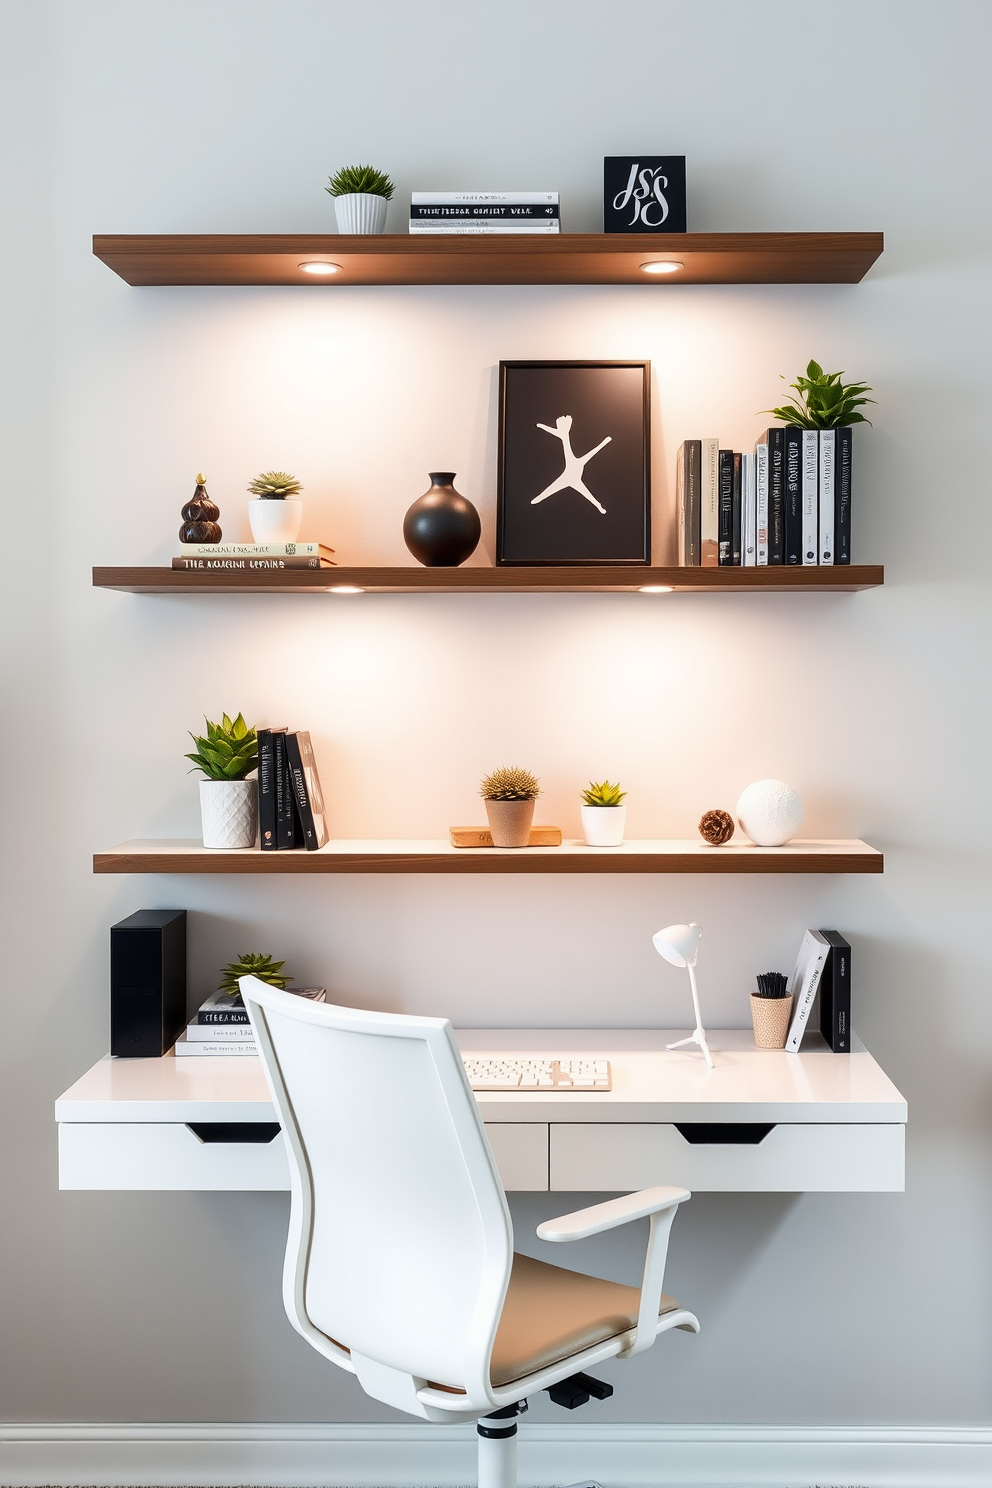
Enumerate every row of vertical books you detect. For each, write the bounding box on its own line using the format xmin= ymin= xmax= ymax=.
xmin=258 ymin=729 xmax=329 ymax=850
xmin=677 ymin=428 xmax=853 ymax=567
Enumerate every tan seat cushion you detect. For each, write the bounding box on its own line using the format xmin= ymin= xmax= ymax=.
xmin=489 ymin=1252 xmax=679 ymax=1388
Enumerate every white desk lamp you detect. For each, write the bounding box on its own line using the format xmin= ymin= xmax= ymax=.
xmin=652 ymin=922 xmax=714 ymax=1069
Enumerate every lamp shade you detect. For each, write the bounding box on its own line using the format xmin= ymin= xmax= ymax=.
xmin=652 ymin=922 xmax=702 ymax=968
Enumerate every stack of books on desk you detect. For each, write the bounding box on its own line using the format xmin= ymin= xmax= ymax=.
xmin=173 ymin=542 xmax=336 ymax=572
xmin=409 ymin=192 xmax=560 ymax=234
xmin=174 ymin=987 xmax=326 ymax=1056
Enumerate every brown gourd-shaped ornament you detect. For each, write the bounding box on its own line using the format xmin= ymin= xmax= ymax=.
xmin=179 ymin=473 xmax=222 ymax=543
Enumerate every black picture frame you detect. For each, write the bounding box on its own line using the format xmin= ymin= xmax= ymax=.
xmin=497 ymin=361 xmax=650 ymax=566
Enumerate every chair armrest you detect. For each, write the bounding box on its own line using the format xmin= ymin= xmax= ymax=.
xmin=536 ymin=1185 xmax=690 ymax=1242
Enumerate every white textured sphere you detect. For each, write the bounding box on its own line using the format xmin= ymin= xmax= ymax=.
xmin=736 ymin=779 xmax=804 ymax=847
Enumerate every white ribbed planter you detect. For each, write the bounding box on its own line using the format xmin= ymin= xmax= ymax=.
xmin=333 ymin=192 xmax=388 ymax=233
xmin=247 ymin=499 xmax=303 ymax=544
xmin=580 ymin=803 xmax=626 ymax=846
xmin=199 ymin=779 xmax=258 ymax=849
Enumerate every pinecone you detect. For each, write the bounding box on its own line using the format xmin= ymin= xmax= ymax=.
xmin=699 ymin=808 xmax=734 ymax=846
xmin=180 ymin=473 xmax=222 ymax=542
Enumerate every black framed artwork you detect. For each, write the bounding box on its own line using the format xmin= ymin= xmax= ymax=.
xmin=497 ymin=361 xmax=650 ymax=566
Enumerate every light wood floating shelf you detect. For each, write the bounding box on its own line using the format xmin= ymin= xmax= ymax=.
xmin=92 ymin=232 xmax=884 ymax=287
xmin=94 ymin=838 xmax=883 ymax=876
xmin=93 ymin=565 xmax=883 ymax=595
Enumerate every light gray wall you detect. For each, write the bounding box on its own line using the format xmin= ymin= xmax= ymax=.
xmin=1 ymin=0 xmax=990 ymax=1428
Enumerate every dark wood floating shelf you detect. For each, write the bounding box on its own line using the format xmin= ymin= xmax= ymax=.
xmin=93 ymin=565 xmax=883 ymax=595
xmin=94 ymin=839 xmax=883 ymax=876
xmin=93 ymin=232 xmax=884 ymax=288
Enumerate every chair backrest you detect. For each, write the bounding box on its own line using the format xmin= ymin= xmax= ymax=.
xmin=240 ymin=978 xmax=513 ymax=1394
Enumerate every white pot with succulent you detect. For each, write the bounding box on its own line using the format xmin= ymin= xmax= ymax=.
xmin=246 ymin=471 xmax=304 ymax=544
xmin=580 ymin=780 xmax=627 ymax=847
xmin=479 ymin=766 xmax=540 ymax=849
xmin=186 ymin=712 xmax=259 ymax=849
xmin=325 ymin=163 xmax=394 ymax=234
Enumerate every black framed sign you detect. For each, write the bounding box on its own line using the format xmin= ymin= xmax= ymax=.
xmin=497 ymin=361 xmax=650 ymax=566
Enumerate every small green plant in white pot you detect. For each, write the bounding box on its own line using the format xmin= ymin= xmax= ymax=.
xmin=480 ymin=766 xmax=540 ymax=848
xmin=186 ymin=713 xmax=259 ymax=849
xmin=217 ymin=951 xmax=293 ymax=1005
xmin=326 ymin=163 xmax=395 ymax=234
xmin=580 ymin=780 xmax=627 ymax=847
xmin=247 ymin=471 xmax=303 ymax=544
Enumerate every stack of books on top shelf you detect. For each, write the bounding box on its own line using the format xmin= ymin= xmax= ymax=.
xmin=676 ymin=428 xmax=853 ymax=568
xmin=175 ymin=987 xmax=326 ymax=1056
xmin=409 ymin=192 xmax=560 ymax=234
xmin=260 ymin=729 xmax=330 ymax=851
xmin=173 ymin=542 xmax=336 ymax=572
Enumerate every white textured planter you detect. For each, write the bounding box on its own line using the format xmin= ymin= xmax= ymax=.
xmin=333 ymin=193 xmax=388 ymax=234
xmin=199 ymin=779 xmax=258 ymax=849
xmin=736 ymin=778 xmax=804 ymax=846
xmin=247 ymin=499 xmax=303 ymax=544
xmin=581 ymin=803 xmax=627 ymax=847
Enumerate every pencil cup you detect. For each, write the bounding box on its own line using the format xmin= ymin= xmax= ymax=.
xmin=750 ymin=994 xmax=793 ymax=1049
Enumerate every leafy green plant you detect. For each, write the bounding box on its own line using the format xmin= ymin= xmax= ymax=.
xmin=480 ymin=766 xmax=541 ymax=801
xmin=581 ymin=780 xmax=626 ymax=808
xmin=325 ymin=164 xmax=395 ymax=200
xmin=185 ymin=713 xmax=258 ymax=781
xmin=247 ymin=471 xmax=303 ymax=500
xmin=764 ymin=359 xmax=874 ymax=429
xmin=217 ymin=951 xmax=293 ymax=999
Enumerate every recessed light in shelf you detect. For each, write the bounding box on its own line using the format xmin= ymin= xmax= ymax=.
xmin=640 ymin=261 xmax=684 ymax=275
xmin=639 ymin=585 xmax=674 ymax=593
xmin=299 ymin=261 xmax=342 ymax=275
xmin=329 ymin=585 xmax=365 ymax=594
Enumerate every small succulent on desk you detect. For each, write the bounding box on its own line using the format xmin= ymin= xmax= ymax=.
xmin=480 ymin=766 xmax=541 ymax=801
xmin=247 ymin=471 xmax=303 ymax=500
xmin=186 ymin=713 xmax=259 ymax=781
xmin=581 ymin=780 xmax=626 ymax=808
xmin=325 ymin=164 xmax=395 ymax=200
xmin=763 ymin=359 xmax=874 ymax=429
xmin=217 ymin=951 xmax=293 ymax=1002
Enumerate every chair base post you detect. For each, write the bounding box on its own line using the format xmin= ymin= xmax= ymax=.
xmin=477 ymin=1403 xmax=524 ymax=1488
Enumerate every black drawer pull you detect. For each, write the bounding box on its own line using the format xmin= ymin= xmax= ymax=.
xmin=186 ymin=1122 xmax=281 ymax=1144
xmin=675 ymin=1123 xmax=775 ymax=1145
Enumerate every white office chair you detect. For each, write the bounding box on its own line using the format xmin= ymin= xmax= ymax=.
xmin=240 ymin=977 xmax=699 ymax=1488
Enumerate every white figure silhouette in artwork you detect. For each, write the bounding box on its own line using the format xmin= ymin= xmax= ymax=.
xmin=532 ymin=415 xmax=612 ymax=515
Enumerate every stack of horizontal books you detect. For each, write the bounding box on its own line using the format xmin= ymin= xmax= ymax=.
xmin=174 ymin=987 xmax=327 ymax=1056
xmin=409 ymin=191 xmax=559 ymax=234
xmin=173 ymin=542 xmax=336 ymax=572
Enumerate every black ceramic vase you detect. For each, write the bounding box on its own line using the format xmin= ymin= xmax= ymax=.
xmin=403 ymin=472 xmax=481 ymax=567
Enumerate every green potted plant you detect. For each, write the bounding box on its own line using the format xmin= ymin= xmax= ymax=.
xmin=326 ymin=163 xmax=395 ymax=235
xmin=246 ymin=470 xmax=304 ymax=544
xmin=479 ymin=766 xmax=540 ymax=849
xmin=217 ymin=951 xmax=293 ymax=1004
xmin=186 ymin=712 xmax=259 ymax=849
xmin=765 ymin=359 xmax=874 ymax=427
xmin=580 ymin=780 xmax=627 ymax=847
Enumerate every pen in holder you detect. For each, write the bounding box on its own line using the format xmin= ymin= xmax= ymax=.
xmin=751 ymin=971 xmax=792 ymax=1049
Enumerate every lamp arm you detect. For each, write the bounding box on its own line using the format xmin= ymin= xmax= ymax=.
xmin=686 ymin=963 xmax=714 ymax=1069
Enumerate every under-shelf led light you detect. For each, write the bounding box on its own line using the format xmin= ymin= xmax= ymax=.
xmin=299 ymin=261 xmax=343 ymax=275
xmin=329 ymin=584 xmax=365 ymax=594
xmin=639 ymin=261 xmax=684 ymax=275
xmin=639 ymin=584 xmax=674 ymax=593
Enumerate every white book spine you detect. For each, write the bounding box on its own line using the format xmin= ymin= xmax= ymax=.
xmin=185 ymin=1024 xmax=258 ymax=1041
xmin=408 ymin=221 xmax=559 ymax=234
xmin=785 ymin=930 xmax=831 ymax=1052
xmin=411 ymin=191 xmax=558 ymax=204
xmin=818 ymin=429 xmax=835 ymax=565
xmin=699 ymin=438 xmax=719 ymax=567
xmin=742 ymin=452 xmax=756 ymax=566
xmin=801 ymin=430 xmax=819 ymax=565
xmin=178 ymin=542 xmax=328 ymax=558
xmin=174 ymin=1040 xmax=258 ymax=1057
xmin=755 ymin=440 xmax=769 ymax=566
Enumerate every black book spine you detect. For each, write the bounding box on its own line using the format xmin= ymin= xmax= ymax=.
xmin=258 ymin=730 xmax=276 ymax=850
xmin=273 ymin=731 xmax=296 ymax=849
xmin=783 ymin=425 xmax=803 ymax=564
xmin=835 ymin=426 xmax=853 ymax=564
xmin=285 ymin=732 xmax=319 ymax=849
xmin=717 ymin=450 xmax=734 ymax=565
xmin=197 ymin=1008 xmax=251 ymax=1025
xmin=818 ymin=930 xmax=852 ymax=1052
xmin=767 ymin=427 xmax=785 ymax=564
xmin=731 ymin=452 xmax=743 ymax=565
xmin=410 ymin=203 xmax=560 ymax=220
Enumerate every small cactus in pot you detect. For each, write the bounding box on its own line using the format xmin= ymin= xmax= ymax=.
xmin=480 ymin=766 xmax=541 ymax=848
xmin=580 ymin=779 xmax=627 ymax=847
xmin=246 ymin=471 xmax=304 ymax=544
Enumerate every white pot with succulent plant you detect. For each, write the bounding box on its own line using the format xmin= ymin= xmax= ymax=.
xmin=246 ymin=471 xmax=304 ymax=544
xmin=580 ymin=780 xmax=627 ymax=847
xmin=186 ymin=712 xmax=259 ymax=849
xmin=480 ymin=766 xmax=540 ymax=849
xmin=325 ymin=163 xmax=395 ymax=234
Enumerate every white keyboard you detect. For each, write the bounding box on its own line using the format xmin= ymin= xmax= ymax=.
xmin=464 ymin=1057 xmax=612 ymax=1091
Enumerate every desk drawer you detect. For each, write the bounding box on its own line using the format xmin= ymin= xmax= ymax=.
xmin=550 ymin=1123 xmax=905 ymax=1192
xmin=59 ymin=1123 xmax=291 ymax=1191
xmin=485 ymin=1123 xmax=549 ymax=1191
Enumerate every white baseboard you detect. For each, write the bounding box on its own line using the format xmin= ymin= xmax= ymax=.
xmin=1 ymin=1421 xmax=991 ymax=1488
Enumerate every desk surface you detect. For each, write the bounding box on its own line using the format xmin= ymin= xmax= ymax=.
xmin=56 ymin=1029 xmax=906 ymax=1126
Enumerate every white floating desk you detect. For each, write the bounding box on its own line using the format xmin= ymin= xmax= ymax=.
xmin=56 ymin=1029 xmax=906 ymax=1194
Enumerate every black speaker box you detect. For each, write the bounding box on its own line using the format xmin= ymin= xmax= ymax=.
xmin=110 ymin=909 xmax=187 ymax=1057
